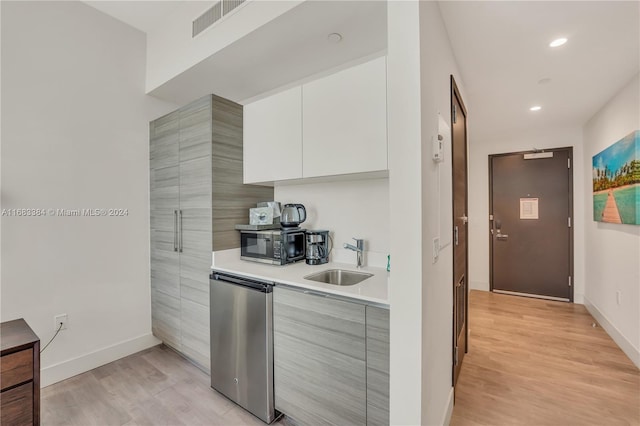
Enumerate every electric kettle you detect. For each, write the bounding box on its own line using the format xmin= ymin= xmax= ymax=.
xmin=280 ymin=204 xmax=306 ymax=227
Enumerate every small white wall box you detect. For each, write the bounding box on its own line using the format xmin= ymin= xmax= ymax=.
xmin=433 ymin=114 xmax=450 ymax=162
xmin=433 ymin=134 xmax=444 ymax=162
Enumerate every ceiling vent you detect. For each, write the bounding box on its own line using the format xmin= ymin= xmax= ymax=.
xmin=192 ymin=0 xmax=247 ymax=38
xmin=223 ymin=0 xmax=245 ymax=15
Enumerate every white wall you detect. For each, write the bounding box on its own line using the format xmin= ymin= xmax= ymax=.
xmin=274 ymin=178 xmax=389 ymax=268
xmin=583 ymin=73 xmax=640 ymax=367
xmin=145 ymin=1 xmax=301 ymax=92
xmin=387 ymin=2 xmax=468 ymax=423
xmin=1 ymin=1 xmax=178 ymax=386
xmin=0 ymin=2 xmax=3 ymax=300
xmin=419 ymin=2 xmax=467 ymax=424
xmin=468 ymin=125 xmax=586 ymax=303
xmin=387 ymin=2 xmax=424 ymax=424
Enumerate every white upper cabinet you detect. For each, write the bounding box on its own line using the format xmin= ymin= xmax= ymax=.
xmin=302 ymin=57 xmax=387 ymax=178
xmin=243 ymin=86 xmax=302 ymax=184
xmin=243 ymin=57 xmax=388 ymax=184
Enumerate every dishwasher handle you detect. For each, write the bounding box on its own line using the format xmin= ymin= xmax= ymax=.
xmin=211 ymin=272 xmax=274 ymax=293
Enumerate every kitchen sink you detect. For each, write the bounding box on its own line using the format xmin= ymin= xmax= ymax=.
xmin=303 ymin=269 xmax=373 ymax=286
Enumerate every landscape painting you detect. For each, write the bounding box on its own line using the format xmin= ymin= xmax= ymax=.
xmin=592 ymin=130 xmax=640 ymax=225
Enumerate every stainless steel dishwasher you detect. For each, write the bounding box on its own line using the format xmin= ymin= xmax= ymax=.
xmin=209 ymin=271 xmax=278 ymax=424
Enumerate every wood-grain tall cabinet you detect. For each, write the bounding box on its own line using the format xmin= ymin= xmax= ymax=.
xmin=150 ymin=95 xmax=273 ymax=370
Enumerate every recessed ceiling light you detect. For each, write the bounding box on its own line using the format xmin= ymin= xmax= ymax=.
xmin=549 ymin=38 xmax=567 ymax=47
xmin=327 ymin=33 xmax=343 ymax=43
xmin=530 ymin=106 xmax=542 ymax=111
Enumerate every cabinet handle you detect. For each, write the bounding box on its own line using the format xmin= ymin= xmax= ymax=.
xmin=179 ymin=210 xmax=183 ymax=253
xmin=173 ymin=210 xmax=178 ymax=252
xmin=303 ymin=290 xmax=328 ymax=298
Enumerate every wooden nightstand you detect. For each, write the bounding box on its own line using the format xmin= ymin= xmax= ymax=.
xmin=1 ymin=318 xmax=40 ymax=425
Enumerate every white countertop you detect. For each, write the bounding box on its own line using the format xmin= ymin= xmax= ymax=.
xmin=212 ymin=249 xmax=389 ymax=306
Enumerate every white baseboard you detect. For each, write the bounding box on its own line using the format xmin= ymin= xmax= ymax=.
xmin=573 ymin=293 xmax=584 ymax=304
xmin=41 ymin=333 xmax=162 ymax=387
xmin=441 ymin=387 xmax=454 ymax=426
xmin=583 ymin=296 xmax=640 ymax=368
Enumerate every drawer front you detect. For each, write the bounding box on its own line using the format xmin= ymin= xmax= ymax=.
xmin=1 ymin=349 xmax=33 ymax=390
xmin=274 ymin=287 xmax=366 ymax=359
xmin=0 ymin=382 xmax=33 ymax=426
xmin=274 ymin=288 xmax=367 ymax=425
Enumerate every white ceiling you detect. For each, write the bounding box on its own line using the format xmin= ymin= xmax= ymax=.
xmin=438 ymin=1 xmax=640 ymax=141
xmin=85 ymin=1 xmax=638 ymax=139
xmin=148 ymin=0 xmax=387 ymax=105
xmin=84 ymin=1 xmax=212 ymax=33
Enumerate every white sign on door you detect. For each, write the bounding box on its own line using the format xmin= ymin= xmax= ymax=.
xmin=520 ymin=198 xmax=539 ymax=220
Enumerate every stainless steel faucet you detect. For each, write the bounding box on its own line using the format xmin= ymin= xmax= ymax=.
xmin=343 ymin=238 xmax=364 ymax=268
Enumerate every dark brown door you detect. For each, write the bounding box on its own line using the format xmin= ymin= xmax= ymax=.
xmin=489 ymin=148 xmax=573 ymax=301
xmin=451 ymin=76 xmax=468 ymax=387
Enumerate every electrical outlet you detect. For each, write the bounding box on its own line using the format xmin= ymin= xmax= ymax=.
xmin=433 ymin=237 xmax=440 ymax=263
xmin=54 ymin=314 xmax=68 ymax=331
xmin=616 ymin=291 xmax=621 ymax=306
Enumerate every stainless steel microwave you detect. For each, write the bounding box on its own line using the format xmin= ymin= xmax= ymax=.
xmin=240 ymin=228 xmax=306 ymax=265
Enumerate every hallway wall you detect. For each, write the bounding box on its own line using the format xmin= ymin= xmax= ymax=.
xmin=419 ymin=2 xmax=468 ymax=424
xmin=582 ymin=73 xmax=640 ymax=367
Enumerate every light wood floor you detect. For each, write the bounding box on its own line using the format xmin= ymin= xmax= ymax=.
xmin=450 ymin=290 xmax=640 ymax=426
xmin=40 ymin=292 xmax=640 ymax=426
xmin=41 ymin=345 xmax=276 ymax=426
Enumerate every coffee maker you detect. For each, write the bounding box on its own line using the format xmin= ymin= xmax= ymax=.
xmin=305 ymin=230 xmax=330 ymax=265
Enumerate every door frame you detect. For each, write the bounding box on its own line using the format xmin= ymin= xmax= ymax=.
xmin=488 ymin=147 xmax=574 ymax=302
xmin=451 ymin=75 xmax=469 ymax=387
